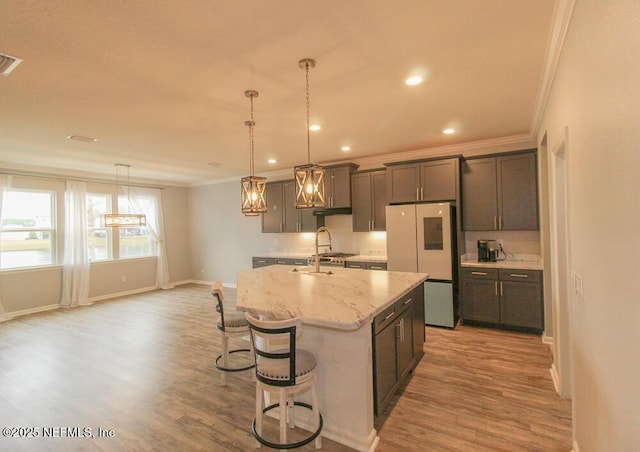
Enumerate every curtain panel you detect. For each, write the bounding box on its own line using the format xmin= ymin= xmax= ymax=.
xmin=60 ymin=180 xmax=91 ymax=308
xmin=0 ymin=175 xmax=12 ymax=321
xmin=129 ymin=187 xmax=173 ymax=290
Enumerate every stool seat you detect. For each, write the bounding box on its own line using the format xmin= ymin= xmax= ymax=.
xmin=257 ymin=349 xmax=316 ymax=383
xmin=217 ymin=311 xmax=249 ymax=330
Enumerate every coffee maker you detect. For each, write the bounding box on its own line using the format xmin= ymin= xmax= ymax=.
xmin=477 ymin=239 xmax=497 ymax=262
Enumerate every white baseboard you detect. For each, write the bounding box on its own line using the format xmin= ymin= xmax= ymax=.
xmin=550 ymin=363 xmax=560 ymax=394
xmin=3 ymin=304 xmax=59 ymax=319
xmin=542 ymin=332 xmax=554 ymax=345
xmin=572 ymin=439 xmax=580 ymax=452
xmin=88 ymin=285 xmax=156 ymax=303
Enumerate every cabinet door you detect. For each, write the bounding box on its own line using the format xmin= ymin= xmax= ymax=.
xmin=397 ymin=308 xmax=414 ymax=379
xmin=282 ymin=181 xmax=298 ymax=233
xmin=497 ymin=153 xmax=538 ymax=230
xmin=371 ymin=171 xmax=388 ymax=231
xmin=411 ymin=284 xmax=425 ymax=362
xmin=351 ymin=172 xmax=372 ymax=232
xmin=387 ymin=163 xmax=420 ymax=204
xmin=420 ymin=159 xmax=457 ymax=201
xmin=373 ymin=322 xmax=398 ymax=416
xmin=461 ymin=158 xmax=498 ymax=231
xmin=461 ymin=278 xmax=500 ymax=323
xmin=500 ymin=281 xmax=543 ymax=330
xmin=328 ymin=166 xmax=352 ymax=208
xmin=261 ymin=182 xmax=284 ymax=233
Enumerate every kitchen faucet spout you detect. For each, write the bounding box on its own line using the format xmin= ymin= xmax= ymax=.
xmin=314 ymin=227 xmax=332 ymax=273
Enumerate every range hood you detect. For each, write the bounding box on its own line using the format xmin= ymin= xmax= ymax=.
xmin=312 ymin=207 xmax=352 ymax=216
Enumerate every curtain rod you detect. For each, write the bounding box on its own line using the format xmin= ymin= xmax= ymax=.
xmin=0 ymin=169 xmax=169 ymax=190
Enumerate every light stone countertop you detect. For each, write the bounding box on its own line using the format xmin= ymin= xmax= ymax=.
xmin=461 ymin=254 xmax=543 ymax=271
xmin=236 ymin=265 xmax=428 ymax=331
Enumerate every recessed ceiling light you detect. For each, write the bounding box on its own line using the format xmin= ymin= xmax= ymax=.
xmin=443 ymin=128 xmax=455 ymax=135
xmin=268 ymin=159 xmax=276 ymax=164
xmin=309 ymin=124 xmax=321 ymax=131
xmin=207 ymin=162 xmax=223 ymax=167
xmin=405 ymin=75 xmax=423 ymax=86
xmin=341 ymin=146 xmax=351 ymax=152
xmin=67 ymin=134 xmax=98 ymax=143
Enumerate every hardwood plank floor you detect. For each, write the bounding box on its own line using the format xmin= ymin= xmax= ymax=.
xmin=0 ymin=284 xmax=571 ymax=451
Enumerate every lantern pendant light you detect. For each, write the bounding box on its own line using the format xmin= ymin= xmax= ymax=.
xmin=240 ymin=89 xmax=267 ymax=216
xmin=102 ymin=164 xmax=147 ymax=227
xmin=294 ymin=58 xmax=325 ymax=209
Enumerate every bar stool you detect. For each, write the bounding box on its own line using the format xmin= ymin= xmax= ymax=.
xmin=211 ymin=282 xmax=254 ymax=386
xmin=246 ymin=312 xmax=323 ymax=449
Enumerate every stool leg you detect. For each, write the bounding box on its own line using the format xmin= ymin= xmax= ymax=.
xmin=279 ymin=388 xmax=287 ymax=445
xmin=311 ymin=382 xmax=322 ymax=449
xmin=220 ymin=334 xmax=228 ymax=386
xmin=288 ymin=395 xmax=295 ymax=429
xmin=254 ymin=383 xmax=263 ymax=448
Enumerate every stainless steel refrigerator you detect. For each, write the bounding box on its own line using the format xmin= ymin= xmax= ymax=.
xmin=386 ymin=202 xmax=459 ymax=328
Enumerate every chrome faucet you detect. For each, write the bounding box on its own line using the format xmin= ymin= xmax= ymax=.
xmin=314 ymin=226 xmax=332 ymax=273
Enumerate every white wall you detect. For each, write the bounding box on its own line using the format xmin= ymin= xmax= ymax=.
xmin=538 ymin=0 xmax=640 ymax=448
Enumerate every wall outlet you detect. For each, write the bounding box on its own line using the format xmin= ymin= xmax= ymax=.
xmin=497 ymin=239 xmax=504 ymax=248
xmin=572 ymin=271 xmax=583 ymax=302
xmin=121 ymin=275 xmax=127 ymax=282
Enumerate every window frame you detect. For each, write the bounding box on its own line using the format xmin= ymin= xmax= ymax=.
xmin=0 ymin=187 xmax=57 ymax=271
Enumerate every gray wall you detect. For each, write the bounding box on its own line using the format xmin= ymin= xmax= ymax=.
xmin=538 ymin=0 xmax=640 ymax=448
xmin=188 ymin=181 xmax=267 ymax=285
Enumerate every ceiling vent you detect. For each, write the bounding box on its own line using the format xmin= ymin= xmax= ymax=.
xmin=0 ymin=53 xmax=23 ymax=76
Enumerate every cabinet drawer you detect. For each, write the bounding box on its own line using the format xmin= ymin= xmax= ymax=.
xmin=395 ymin=292 xmax=415 ymax=313
xmin=499 ymin=269 xmax=541 ymax=283
xmin=367 ymin=262 xmax=387 ymax=271
xmin=346 ymin=261 xmax=366 ymax=269
xmin=461 ymin=267 xmax=498 ymax=280
xmin=374 ymin=304 xmax=398 ymax=334
xmin=252 ymin=257 xmax=275 ymax=268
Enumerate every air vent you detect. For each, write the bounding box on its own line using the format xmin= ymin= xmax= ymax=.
xmin=0 ymin=53 xmax=22 ymax=76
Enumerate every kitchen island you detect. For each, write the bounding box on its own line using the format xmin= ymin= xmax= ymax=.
xmin=236 ymin=265 xmax=428 ymax=451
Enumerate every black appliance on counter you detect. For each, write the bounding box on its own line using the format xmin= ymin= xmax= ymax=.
xmin=477 ymin=240 xmax=497 ymax=262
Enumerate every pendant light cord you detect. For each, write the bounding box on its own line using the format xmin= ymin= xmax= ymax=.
xmin=305 ymin=61 xmax=311 ymax=164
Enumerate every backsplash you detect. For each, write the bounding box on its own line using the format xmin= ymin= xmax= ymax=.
xmin=262 ymin=214 xmax=387 ymax=256
xmin=464 ymin=230 xmax=541 ymax=256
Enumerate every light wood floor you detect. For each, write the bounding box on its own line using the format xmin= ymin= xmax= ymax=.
xmin=0 ymin=284 xmax=571 ymax=451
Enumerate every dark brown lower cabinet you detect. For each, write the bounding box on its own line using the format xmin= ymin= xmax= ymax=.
xmin=373 ymin=284 xmax=425 ymax=417
xmin=461 ymin=267 xmax=543 ymax=333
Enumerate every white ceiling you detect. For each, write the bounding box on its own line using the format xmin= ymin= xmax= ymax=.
xmin=0 ymin=0 xmax=556 ymax=187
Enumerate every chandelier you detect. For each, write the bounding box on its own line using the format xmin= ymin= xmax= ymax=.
xmin=240 ymin=89 xmax=267 ymax=216
xmin=102 ymin=164 xmax=147 ymax=227
xmin=294 ymin=58 xmax=325 ymax=209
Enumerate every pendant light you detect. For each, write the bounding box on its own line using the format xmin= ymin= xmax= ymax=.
xmin=102 ymin=164 xmax=147 ymax=227
xmin=294 ymin=58 xmax=325 ymax=209
xmin=240 ymin=89 xmax=267 ymax=216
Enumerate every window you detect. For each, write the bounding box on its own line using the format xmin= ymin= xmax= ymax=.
xmin=117 ymin=196 xmax=152 ymax=258
xmin=0 ymin=189 xmax=56 ymax=270
xmin=87 ymin=193 xmax=111 ymax=261
xmin=85 ymin=191 xmax=155 ymax=261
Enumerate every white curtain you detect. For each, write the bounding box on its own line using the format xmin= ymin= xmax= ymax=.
xmin=0 ymin=175 xmax=12 ymax=321
xmin=60 ymin=180 xmax=91 ymax=308
xmin=129 ymin=187 xmax=173 ymax=289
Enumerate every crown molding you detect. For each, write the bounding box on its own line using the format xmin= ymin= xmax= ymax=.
xmin=531 ymin=0 xmax=577 ymax=137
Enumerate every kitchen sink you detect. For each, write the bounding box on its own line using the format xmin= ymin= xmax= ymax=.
xmin=291 ymin=266 xmax=334 ymax=275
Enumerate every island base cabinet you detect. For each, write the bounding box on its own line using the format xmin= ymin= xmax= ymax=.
xmin=374 ymin=321 xmax=399 ymax=416
xmin=372 ymin=285 xmax=424 ymax=418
